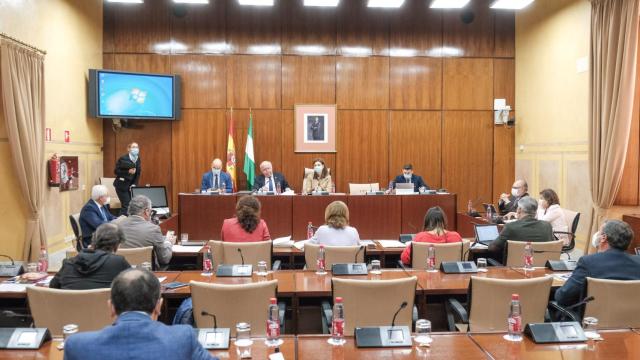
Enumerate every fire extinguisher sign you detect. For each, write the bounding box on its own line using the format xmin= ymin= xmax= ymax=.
xmin=45 ymin=128 xmax=51 ymax=142
xmin=64 ymin=130 xmax=70 ymax=143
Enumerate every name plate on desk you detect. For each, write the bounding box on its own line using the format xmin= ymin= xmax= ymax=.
xmin=216 ymin=264 xmax=253 ymax=277
xmin=332 ymin=263 xmax=368 ymax=275
xmin=440 ymin=261 xmax=477 ymax=274
xmin=181 ymin=241 xmax=206 ymax=247
xmin=366 ymin=191 xmax=385 ymax=195
xmin=546 ymin=260 xmax=577 ymax=271
xmin=355 ymin=326 xmax=412 ymax=348
xmin=0 ymin=328 xmax=50 ymax=349
xmin=311 ymin=191 xmax=329 ymax=196
xmin=525 ymin=322 xmax=587 ymax=344
xmin=197 ymin=328 xmax=230 ymax=349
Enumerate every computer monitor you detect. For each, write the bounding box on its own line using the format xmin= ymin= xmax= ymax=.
xmin=130 ymin=186 xmax=168 ymax=208
xmin=474 ymin=224 xmax=499 ymax=245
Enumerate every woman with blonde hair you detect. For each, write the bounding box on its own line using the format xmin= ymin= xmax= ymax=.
xmin=221 ymin=196 xmax=271 ymax=242
xmin=310 ymin=201 xmax=360 ymax=246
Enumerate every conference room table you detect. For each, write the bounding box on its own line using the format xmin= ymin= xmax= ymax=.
xmin=178 ymin=193 xmax=457 ymax=240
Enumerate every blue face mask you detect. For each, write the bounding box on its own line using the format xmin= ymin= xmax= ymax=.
xmin=314 ymin=165 xmax=323 ymax=174
xmin=130 ymin=148 xmax=139 ymax=157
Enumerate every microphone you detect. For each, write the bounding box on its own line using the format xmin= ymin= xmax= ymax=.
xmin=390 ymin=301 xmax=408 ymax=329
xmin=354 ymin=245 xmax=365 ymax=263
xmin=565 ymin=296 xmax=595 ymax=310
xmin=2 ymin=310 xmax=30 ymax=319
xmin=236 ymin=248 xmax=245 ymax=266
xmin=200 ymin=310 xmax=218 ymax=329
xmin=397 ymin=260 xmax=425 ymax=292
xmin=0 ymin=254 xmax=15 ymax=265
xmin=368 ymin=178 xmax=373 ymax=193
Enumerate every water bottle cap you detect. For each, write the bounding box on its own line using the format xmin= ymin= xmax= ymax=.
xmin=320 ymin=244 xmax=324 ymax=248
xmin=512 ymin=294 xmax=519 ymax=300
xmin=335 ymin=297 xmax=343 ymax=303
xmin=270 ymin=298 xmax=277 ymax=304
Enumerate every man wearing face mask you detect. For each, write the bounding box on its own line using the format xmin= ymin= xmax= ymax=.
xmin=554 ymin=220 xmax=640 ymax=307
xmin=116 ymin=195 xmax=173 ymax=268
xmin=113 ymin=142 xmax=141 ymax=216
xmin=303 ymin=158 xmax=332 ymax=194
xmin=391 ymin=164 xmax=429 ymax=193
xmin=498 ymin=179 xmax=529 ymax=216
xmin=252 ymin=160 xmax=291 ymax=193
xmin=79 ymin=185 xmax=117 ymax=249
xmin=200 ymin=158 xmax=233 ymax=193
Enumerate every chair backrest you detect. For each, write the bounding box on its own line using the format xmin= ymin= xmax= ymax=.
xmin=302 ymin=168 xmax=332 ymax=191
xmin=348 ymin=183 xmax=379 ymax=195
xmin=191 ymin=280 xmax=278 ymax=336
xmin=69 ymin=213 xmax=82 ymax=250
xmin=562 ymin=209 xmax=580 ymax=234
xmin=304 ymin=243 xmax=365 ymax=270
xmin=117 ymin=246 xmax=153 ymax=266
xmin=468 ymin=276 xmax=553 ymax=332
xmin=505 ymin=240 xmax=564 ymax=267
xmin=221 ymin=240 xmax=272 ymax=267
xmin=584 ymin=277 xmax=640 ymax=328
xmin=332 ymin=277 xmax=417 ymax=336
xmin=99 ymin=177 xmax=121 ymax=209
xmin=27 ymin=286 xmax=112 ymax=337
xmin=411 ymin=240 xmax=471 ymax=269
xmin=209 ymin=240 xmax=225 ymax=269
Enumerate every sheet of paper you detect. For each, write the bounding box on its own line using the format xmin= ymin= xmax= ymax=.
xmin=293 ymin=240 xmax=309 ymax=250
xmin=470 ymin=243 xmax=488 ymax=250
xmin=360 ymin=240 xmax=376 ymax=248
xmin=376 ymin=240 xmax=407 ymax=248
xmin=273 ymin=236 xmax=293 ymax=247
xmin=157 ymin=276 xmax=167 ymax=283
xmin=172 ymin=245 xmax=203 ymax=253
xmin=0 ymin=283 xmax=28 ymax=292
xmin=36 ymin=276 xmax=54 ymax=286
xmin=553 ymin=272 xmax=572 ymax=282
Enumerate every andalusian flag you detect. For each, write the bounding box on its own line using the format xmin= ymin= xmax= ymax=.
xmin=225 ymin=109 xmax=237 ymax=192
xmin=243 ymin=112 xmax=256 ymax=190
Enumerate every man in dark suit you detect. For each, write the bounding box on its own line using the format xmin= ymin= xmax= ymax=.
xmin=555 ymin=220 xmax=640 ymax=306
xmin=498 ymin=179 xmax=529 ymax=216
xmin=64 ymin=268 xmax=217 ymax=360
xmin=79 ymin=185 xmax=117 ymax=249
xmin=113 ymin=142 xmax=141 ymax=215
xmin=488 ymin=196 xmax=554 ymax=263
xmin=391 ymin=164 xmax=429 ymax=192
xmin=252 ymin=160 xmax=290 ymax=193
xmin=200 ymin=158 xmax=233 ymax=193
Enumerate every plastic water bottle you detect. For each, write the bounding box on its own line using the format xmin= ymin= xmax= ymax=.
xmin=328 ymin=297 xmax=346 ymax=345
xmin=37 ymin=246 xmax=48 ymax=272
xmin=316 ymin=244 xmax=327 ymax=275
xmin=507 ymin=294 xmax=523 ymax=341
xmin=265 ymin=298 xmax=281 ymax=346
xmin=486 ymin=205 xmax=493 ymax=221
xmin=220 ymin=182 xmax=226 ymax=194
xmin=307 ymin=222 xmax=314 ymax=239
xmin=202 ymin=243 xmax=214 ymax=276
xmin=467 ymin=200 xmax=473 ymax=214
xmin=276 ymin=182 xmax=282 ymax=194
xmin=427 ymin=244 xmax=437 ymax=272
xmin=331 ymin=182 xmax=336 ymax=193
xmin=523 ymin=242 xmax=533 ymax=270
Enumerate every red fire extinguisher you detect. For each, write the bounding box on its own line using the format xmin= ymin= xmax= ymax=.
xmin=48 ymin=153 xmax=60 ymax=187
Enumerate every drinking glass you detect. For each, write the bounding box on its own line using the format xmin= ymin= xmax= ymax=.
xmin=180 ymin=233 xmax=189 ymax=245
xmin=414 ymin=319 xmax=432 ymax=346
xmin=370 ymin=260 xmax=381 ymax=275
xmin=256 ymin=261 xmax=268 ymax=276
xmin=26 ymin=263 xmax=38 ymax=273
xmin=477 ymin=258 xmax=488 ymax=272
xmin=141 ymin=262 xmax=152 ymax=271
xmin=582 ymin=317 xmax=599 ymax=339
xmin=235 ymin=322 xmax=253 ymax=359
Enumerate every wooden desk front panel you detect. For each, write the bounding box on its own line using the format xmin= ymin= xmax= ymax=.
xmin=401 ymin=194 xmax=457 ymax=233
xmin=292 ymin=195 xmax=349 ymax=239
xmin=347 ymin=195 xmax=402 ymax=239
xmin=255 ymin=195 xmax=293 ymax=238
xmin=179 ymin=194 xmax=237 ymax=240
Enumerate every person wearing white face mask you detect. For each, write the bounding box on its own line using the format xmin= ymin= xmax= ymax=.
xmin=498 ymin=179 xmax=529 ymax=216
xmin=391 ymin=164 xmax=429 ymax=193
xmin=200 ymin=158 xmax=233 ymax=193
xmin=303 ymin=158 xmax=332 ymax=194
xmin=113 ymin=142 xmax=141 ymax=215
xmin=535 ymin=188 xmax=570 ymax=245
xmin=79 ymin=185 xmax=117 ymax=249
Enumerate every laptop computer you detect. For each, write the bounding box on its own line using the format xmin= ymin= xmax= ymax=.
xmin=474 ymin=224 xmax=500 ymax=245
xmin=131 ymin=186 xmax=170 ymax=216
xmin=395 ymin=183 xmax=414 ymax=195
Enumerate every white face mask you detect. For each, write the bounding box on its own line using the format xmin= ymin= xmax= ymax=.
xmin=314 ymin=165 xmax=323 ymax=174
xmin=403 ymin=173 xmax=412 ymax=180
xmin=103 ymin=196 xmax=111 ymax=205
xmin=591 ymin=231 xmax=601 ymax=249
xmin=511 ymin=188 xmax=520 ymax=197
xmin=212 ymin=168 xmax=221 ymax=176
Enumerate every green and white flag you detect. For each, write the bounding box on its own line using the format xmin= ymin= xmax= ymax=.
xmin=243 ymin=113 xmax=255 ymax=190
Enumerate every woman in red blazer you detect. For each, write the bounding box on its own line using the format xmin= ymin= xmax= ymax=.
xmin=221 ymin=196 xmax=271 ymax=242
xmin=401 ymin=206 xmax=462 ymax=265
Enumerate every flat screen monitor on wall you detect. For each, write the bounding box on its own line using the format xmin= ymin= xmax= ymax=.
xmin=88 ymin=69 xmax=181 ymax=120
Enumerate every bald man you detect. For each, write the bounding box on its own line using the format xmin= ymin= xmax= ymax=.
xmin=498 ymin=179 xmax=529 ymax=216
xmin=252 ymin=161 xmax=290 ymax=193
xmin=200 ymin=159 xmax=233 ymax=193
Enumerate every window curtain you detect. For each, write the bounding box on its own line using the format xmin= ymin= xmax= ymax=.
xmin=0 ymin=40 xmax=46 ymax=261
xmin=588 ymin=0 xmax=639 ymax=253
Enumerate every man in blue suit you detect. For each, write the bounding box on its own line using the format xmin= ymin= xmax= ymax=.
xmin=391 ymin=164 xmax=429 ymax=192
xmin=79 ymin=185 xmax=116 ymax=249
xmin=201 ymin=158 xmax=233 ymax=193
xmin=64 ymin=268 xmax=217 ymax=360
xmin=555 ymin=220 xmax=640 ymax=306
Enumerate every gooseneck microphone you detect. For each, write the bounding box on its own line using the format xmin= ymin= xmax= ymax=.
xmin=201 ymin=310 xmax=218 ymax=329
xmin=354 ymin=245 xmax=365 ymax=263
xmin=237 ymin=248 xmax=245 ymax=266
xmin=565 ymin=296 xmax=595 ymax=310
xmin=0 ymin=254 xmax=15 ymax=265
xmin=390 ymin=302 xmax=408 ymax=328
xmin=397 ymin=260 xmax=425 ymax=292
xmin=2 ymin=310 xmax=30 ymax=319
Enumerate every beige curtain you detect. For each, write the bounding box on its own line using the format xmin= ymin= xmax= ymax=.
xmin=0 ymin=40 xmax=46 ymax=261
xmin=588 ymin=0 xmax=639 ymax=253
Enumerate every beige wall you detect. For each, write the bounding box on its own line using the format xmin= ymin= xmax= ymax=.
xmin=515 ymin=0 xmax=591 ymax=248
xmin=0 ymin=0 xmax=103 ymax=259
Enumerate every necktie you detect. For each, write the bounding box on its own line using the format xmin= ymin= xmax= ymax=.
xmin=214 ymin=174 xmax=219 ymax=189
xmin=100 ymin=206 xmax=108 ymax=221
xmin=269 ymin=177 xmax=274 ymax=191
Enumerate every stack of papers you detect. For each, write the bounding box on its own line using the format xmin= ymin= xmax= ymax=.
xmin=0 ymin=283 xmax=29 ymax=292
xmin=376 ymin=240 xmax=407 ymax=248
xmin=172 ymin=245 xmax=203 ymax=253
xmin=273 ymin=236 xmax=293 ymax=248
xmin=360 ymin=240 xmax=376 ymax=248
xmin=293 ymin=240 xmax=310 ymax=250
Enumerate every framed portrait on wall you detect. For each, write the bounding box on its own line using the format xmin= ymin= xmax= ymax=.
xmin=294 ymin=104 xmax=337 ymax=153
xmin=59 ymin=156 xmax=79 ymax=191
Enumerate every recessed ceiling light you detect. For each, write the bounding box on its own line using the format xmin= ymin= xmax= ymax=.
xmin=105 ymin=0 xmax=143 ymax=3
xmin=490 ymin=0 xmax=534 ymax=10
xmin=304 ymin=0 xmax=339 ymax=6
xmin=430 ymin=0 xmax=470 ymax=9
xmin=173 ymin=0 xmax=209 ymax=4
xmin=238 ymin=0 xmax=274 ymax=5
xmin=367 ymin=0 xmax=405 ymax=8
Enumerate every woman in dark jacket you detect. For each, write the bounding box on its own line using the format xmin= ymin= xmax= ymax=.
xmin=50 ymin=223 xmax=130 ymax=290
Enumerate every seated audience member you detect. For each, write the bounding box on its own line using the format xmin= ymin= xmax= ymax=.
xmin=64 ymin=269 xmax=217 ymax=360
xmin=116 ymin=195 xmax=173 ymax=267
xmin=310 ymin=201 xmax=360 ymax=246
xmin=50 ymin=223 xmax=130 ymax=290
xmin=221 ymin=196 xmax=271 ymax=242
xmin=555 ymin=220 xmax=640 ymax=306
xmin=391 ymin=164 xmax=429 ymax=193
xmin=79 ymin=185 xmax=116 ymax=248
xmin=252 ymin=160 xmax=291 ymax=193
xmin=536 ymin=188 xmax=570 ymax=244
xmin=303 ymin=158 xmax=332 ymax=194
xmin=488 ymin=196 xmax=554 ymax=263
xmin=200 ymin=158 xmax=233 ymax=193
xmin=498 ymin=179 xmax=529 ymax=216
xmin=401 ymin=206 xmax=462 ymax=265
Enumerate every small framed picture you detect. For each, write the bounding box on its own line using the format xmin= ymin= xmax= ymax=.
xmin=294 ymin=104 xmax=336 ymax=153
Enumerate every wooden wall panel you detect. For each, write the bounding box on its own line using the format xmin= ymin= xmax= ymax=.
xmin=226 ymin=55 xmax=281 ymax=109
xmin=171 ymin=55 xmax=226 ymax=109
xmin=171 ymin=109 xmax=227 ymax=209
xmin=442 ymin=0 xmax=494 ymax=58
xmin=494 ymin=58 xmax=515 ymax=110
xmin=336 ymin=57 xmax=389 ymax=109
xmin=103 ymin=54 xmax=114 ymax=70
xmin=112 ymin=54 xmax=171 ymax=74
xmin=390 ymin=57 xmax=442 ymax=110
xmin=337 ymin=0 xmax=389 ymax=56
xmin=443 ymin=111 xmax=494 ymax=209
xmin=389 ymin=0 xmax=442 ymax=56
xmin=102 ymin=121 xmax=116 ymax=180
xmin=443 ymin=58 xmax=493 ymax=110
xmin=495 ymin=11 xmax=516 ymax=58
xmin=104 ymin=1 xmax=170 ymax=54
xmin=336 ymin=111 xmax=389 ymax=193
xmin=226 ymin=0 xmax=281 ymax=55
xmin=493 ymin=124 xmax=516 ymax=205
xmin=389 ymin=111 xmax=442 ymax=189
xmin=282 ymin=56 xmax=336 ymax=109
xmin=282 ymin=0 xmax=337 ymax=56
xmin=171 ymin=1 xmax=226 ymax=54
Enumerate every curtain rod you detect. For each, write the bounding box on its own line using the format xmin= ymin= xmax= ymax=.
xmin=0 ymin=33 xmax=46 ymax=55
